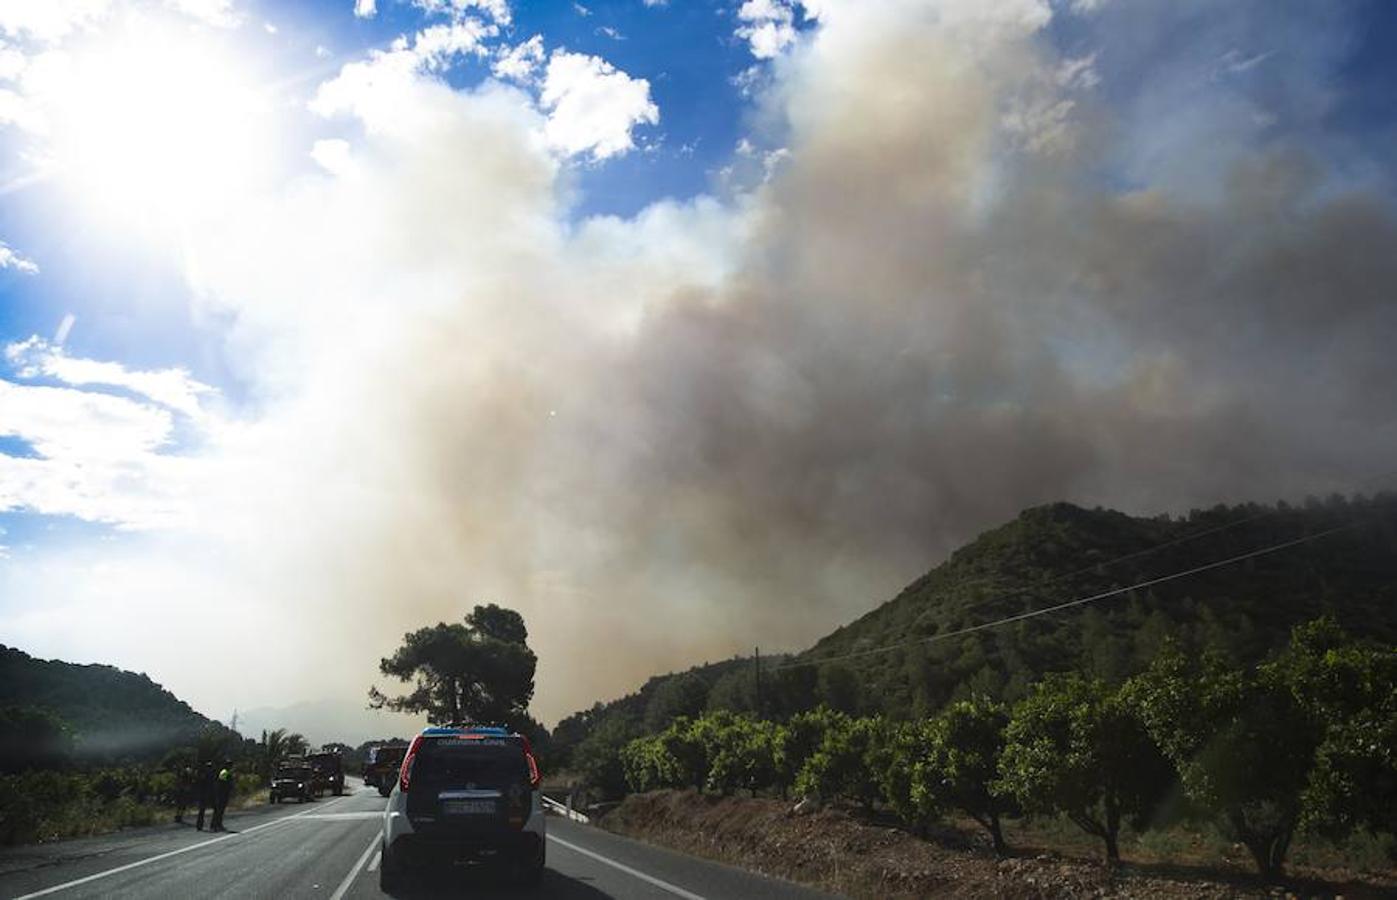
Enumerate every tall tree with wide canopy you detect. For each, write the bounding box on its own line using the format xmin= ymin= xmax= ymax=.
xmin=369 ymin=604 xmax=537 ymax=729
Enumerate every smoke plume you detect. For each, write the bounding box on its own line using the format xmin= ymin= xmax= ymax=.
xmin=7 ymin=0 xmax=1395 ymax=727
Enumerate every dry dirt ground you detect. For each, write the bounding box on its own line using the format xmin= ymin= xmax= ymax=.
xmin=600 ymin=790 xmax=1397 ymax=899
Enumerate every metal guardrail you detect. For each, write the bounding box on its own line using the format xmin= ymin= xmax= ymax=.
xmin=541 ymin=794 xmax=590 ymax=823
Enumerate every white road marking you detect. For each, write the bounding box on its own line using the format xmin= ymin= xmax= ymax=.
xmin=547 ymin=834 xmax=707 ymax=900
xmin=367 ymin=850 xmax=382 ymax=872
xmin=287 ymin=812 xmax=382 ymax=821
xmin=328 ymin=833 xmax=380 ymax=900
xmin=13 ymin=794 xmax=355 ymax=899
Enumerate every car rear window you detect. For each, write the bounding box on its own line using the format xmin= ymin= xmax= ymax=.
xmin=413 ymin=739 xmax=528 ymax=788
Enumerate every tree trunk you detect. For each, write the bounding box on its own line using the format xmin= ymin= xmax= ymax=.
xmin=987 ymin=812 xmax=1009 ymax=857
xmin=1234 ymin=812 xmax=1293 ymax=881
xmin=1103 ymin=796 xmax=1122 ymax=865
xmin=1244 ymin=833 xmax=1289 ymax=881
xmin=1103 ymin=828 xmax=1120 ymax=865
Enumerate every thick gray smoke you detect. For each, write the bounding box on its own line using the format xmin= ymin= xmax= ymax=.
xmin=10 ymin=0 xmax=1392 ymax=727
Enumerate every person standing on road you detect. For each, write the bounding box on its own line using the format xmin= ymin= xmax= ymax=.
xmin=195 ymin=761 xmax=215 ymax=831
xmin=211 ymin=761 xmax=234 ymax=831
xmin=174 ymin=765 xmax=193 ymax=824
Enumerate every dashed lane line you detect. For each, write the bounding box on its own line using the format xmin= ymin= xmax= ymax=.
xmin=328 ymin=834 xmax=380 ymax=900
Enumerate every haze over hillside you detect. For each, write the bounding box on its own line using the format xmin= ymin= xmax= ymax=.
xmin=0 ymin=645 xmax=212 ymax=763
xmin=553 ymin=495 xmax=1397 ymax=747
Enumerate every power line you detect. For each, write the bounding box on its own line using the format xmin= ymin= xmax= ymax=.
xmin=950 ymin=466 xmax=1397 ymax=619
xmin=771 ymin=519 xmax=1365 ymax=672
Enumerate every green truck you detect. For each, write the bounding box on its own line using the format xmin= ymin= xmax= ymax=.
xmin=306 ymin=750 xmax=345 ymax=796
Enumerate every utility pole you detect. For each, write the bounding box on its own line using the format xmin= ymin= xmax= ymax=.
xmin=754 ymin=646 xmax=762 ymax=717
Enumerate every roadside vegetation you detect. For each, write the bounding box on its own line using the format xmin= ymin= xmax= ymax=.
xmin=0 ymin=653 xmax=383 ymax=846
xmin=583 ymin=618 xmax=1395 ymax=887
xmin=550 ymin=497 xmax=1397 ymax=887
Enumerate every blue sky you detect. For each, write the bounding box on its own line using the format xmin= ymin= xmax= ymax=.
xmin=1 ymin=0 xmax=1395 ymax=734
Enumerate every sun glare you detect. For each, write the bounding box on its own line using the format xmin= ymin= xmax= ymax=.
xmin=46 ymin=18 xmax=273 ymax=231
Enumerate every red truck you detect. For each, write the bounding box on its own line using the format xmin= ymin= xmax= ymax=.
xmin=363 ymin=744 xmax=408 ymax=797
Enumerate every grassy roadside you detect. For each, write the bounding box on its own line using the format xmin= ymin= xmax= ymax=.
xmin=0 ymin=771 xmax=273 ymax=845
xmin=600 ymin=790 xmax=1397 ymax=899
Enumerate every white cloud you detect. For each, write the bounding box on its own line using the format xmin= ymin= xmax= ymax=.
xmin=0 ymin=241 xmax=38 ymax=273
xmin=0 ymin=40 xmax=27 ymax=80
xmin=310 ymin=138 xmax=357 ymax=177
xmin=0 ymin=378 xmax=172 ymax=461
xmin=572 ymin=3 xmax=591 ymax=16
xmin=0 ymin=0 xmax=111 ymax=43
xmin=412 ymin=0 xmax=511 ymax=26
xmin=595 ymin=25 xmax=624 ymax=41
xmin=6 ymin=336 xmax=216 ymax=419
xmin=0 ymin=86 xmax=43 ymax=133
xmin=1056 ymin=53 xmax=1100 ymax=90
xmin=1002 ymin=95 xmax=1077 ymax=155
xmin=412 ymin=20 xmax=495 ymax=70
xmin=735 ymin=0 xmax=799 ymax=59
xmin=310 ymin=19 xmax=498 ymax=132
xmin=164 ymin=0 xmax=242 ymax=29
xmin=492 ymin=34 xmax=544 ymax=84
xmin=540 ymin=50 xmax=658 ymax=160
xmin=353 ymin=0 xmax=377 ymax=18
xmin=0 ymin=377 xmax=197 ymax=529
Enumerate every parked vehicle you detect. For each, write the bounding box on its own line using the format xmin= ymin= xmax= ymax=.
xmin=364 ymin=744 xmax=408 ymax=797
xmin=380 ymin=725 xmax=544 ymax=890
xmin=269 ymin=764 xmax=316 ymax=804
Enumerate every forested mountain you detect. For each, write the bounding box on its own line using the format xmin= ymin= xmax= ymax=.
xmin=0 ymin=646 xmax=213 ymax=765
xmin=795 ymin=495 xmax=1397 ymax=718
xmin=553 ymin=494 xmax=1397 ymax=765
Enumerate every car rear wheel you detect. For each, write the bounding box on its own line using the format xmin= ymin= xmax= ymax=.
xmin=379 ymin=840 xmax=402 ymax=892
xmin=515 ymin=842 xmax=545 ymax=887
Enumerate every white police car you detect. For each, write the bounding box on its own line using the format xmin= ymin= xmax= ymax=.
xmin=380 ymin=725 xmax=545 ymax=890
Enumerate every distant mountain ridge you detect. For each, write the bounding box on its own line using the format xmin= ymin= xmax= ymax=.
xmin=0 ymin=645 xmax=212 ymax=763
xmin=552 ymin=494 xmax=1397 ymax=752
xmin=795 ymin=496 xmax=1397 ymax=716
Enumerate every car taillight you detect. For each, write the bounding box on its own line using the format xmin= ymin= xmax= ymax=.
xmin=399 ymin=735 xmax=424 ymax=793
xmin=519 ymin=737 xmax=542 ymax=788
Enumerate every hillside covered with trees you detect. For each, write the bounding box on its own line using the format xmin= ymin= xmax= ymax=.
xmin=554 ymin=494 xmax=1397 ymax=783
xmin=0 ymin=646 xmax=214 ymax=768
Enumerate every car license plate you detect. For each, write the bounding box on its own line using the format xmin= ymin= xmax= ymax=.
xmin=442 ymin=799 xmax=495 ymax=815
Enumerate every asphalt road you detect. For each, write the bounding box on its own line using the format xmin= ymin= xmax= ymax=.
xmin=0 ymin=783 xmax=834 ymax=899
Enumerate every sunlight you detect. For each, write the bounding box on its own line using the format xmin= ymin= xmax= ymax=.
xmin=45 ymin=17 xmax=273 ymax=231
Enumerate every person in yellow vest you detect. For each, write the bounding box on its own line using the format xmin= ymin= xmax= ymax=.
xmin=210 ymin=761 xmax=234 ymax=831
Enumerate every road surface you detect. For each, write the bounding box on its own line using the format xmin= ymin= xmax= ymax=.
xmin=0 ymin=783 xmax=834 ymax=899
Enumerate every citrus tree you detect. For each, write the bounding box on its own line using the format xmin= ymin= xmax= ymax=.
xmin=998 ymin=673 xmax=1170 ymax=864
